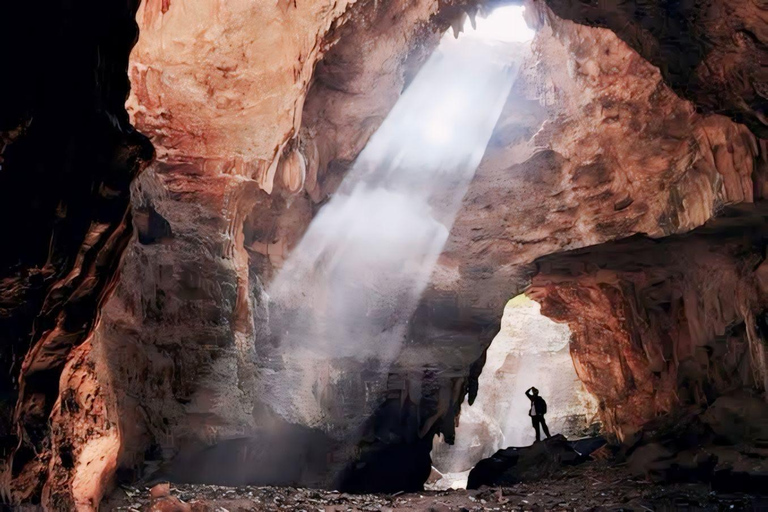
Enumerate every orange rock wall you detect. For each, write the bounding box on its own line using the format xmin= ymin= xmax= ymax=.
xmin=530 ymin=219 xmax=768 ymax=440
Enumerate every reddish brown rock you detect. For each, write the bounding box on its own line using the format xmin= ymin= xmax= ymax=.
xmin=147 ymin=483 xmax=192 ymax=512
xmin=540 ymin=0 xmax=768 ymax=137
xmin=529 ymin=213 xmax=768 ymax=440
xmin=102 ymin=0 xmax=767 ymax=497
xmin=88 ymin=0 xmax=460 ymax=500
xmin=2 ymin=0 xmax=768 ymax=508
xmin=0 ymin=0 xmax=153 ymax=507
xmin=404 ymin=1 xmax=765 ymax=461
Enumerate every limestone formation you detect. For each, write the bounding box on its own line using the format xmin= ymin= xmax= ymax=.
xmin=1 ymin=0 xmax=767 ymax=508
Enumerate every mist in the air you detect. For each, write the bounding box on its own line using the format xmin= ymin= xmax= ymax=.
xmin=257 ymin=6 xmax=531 ymax=445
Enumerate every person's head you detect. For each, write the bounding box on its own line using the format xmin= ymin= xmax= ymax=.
xmin=531 ymin=387 xmax=539 ymax=396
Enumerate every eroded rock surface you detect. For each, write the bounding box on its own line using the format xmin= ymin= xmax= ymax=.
xmin=88 ymin=0 xmax=459 ymax=500
xmin=541 ymin=0 xmax=768 ymax=138
xmin=466 ymin=434 xmax=588 ymax=489
xmin=106 ymin=0 xmax=767 ymax=498
xmin=0 ymin=0 xmax=152 ymax=507
xmin=2 ymin=0 xmax=768 ymax=508
xmin=530 ymin=208 xmax=768 ymax=440
xmin=391 ymin=0 xmax=766 ymax=480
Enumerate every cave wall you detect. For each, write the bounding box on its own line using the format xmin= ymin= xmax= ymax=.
xmin=2 ymin=0 xmax=767 ymax=507
xmin=529 ymin=211 xmax=768 ymax=441
xmin=381 ymin=0 xmax=766 ymax=483
xmin=87 ymin=0 xmax=464 ymax=498
xmin=514 ymin=0 xmax=768 ymax=443
xmin=541 ymin=0 xmax=768 ymax=138
xmin=419 ymin=0 xmax=763 ymax=365
xmin=0 ymin=0 xmax=152 ymax=507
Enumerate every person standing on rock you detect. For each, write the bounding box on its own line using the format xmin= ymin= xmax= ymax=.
xmin=525 ymin=386 xmax=551 ymax=442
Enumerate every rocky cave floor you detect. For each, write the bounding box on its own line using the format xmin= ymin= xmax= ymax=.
xmin=103 ymin=460 xmax=767 ymax=512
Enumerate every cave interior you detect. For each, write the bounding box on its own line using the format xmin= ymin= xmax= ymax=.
xmin=2 ymin=0 xmax=768 ymax=509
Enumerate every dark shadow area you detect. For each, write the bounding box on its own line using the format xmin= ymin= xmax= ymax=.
xmin=0 ymin=0 xmax=153 ymax=502
xmin=159 ymin=424 xmax=339 ymax=488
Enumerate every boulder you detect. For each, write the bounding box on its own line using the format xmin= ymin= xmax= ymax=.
xmin=627 ymin=444 xmax=717 ymax=483
xmin=148 ymin=483 xmax=191 ymax=512
xmin=467 ymin=435 xmax=585 ymax=489
xmin=702 ymin=393 xmax=768 ymax=445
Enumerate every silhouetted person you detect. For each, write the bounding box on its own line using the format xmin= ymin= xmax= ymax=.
xmin=525 ymin=386 xmax=550 ymax=442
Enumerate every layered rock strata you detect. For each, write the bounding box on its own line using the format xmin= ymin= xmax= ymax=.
xmin=529 ymin=208 xmax=768 ymax=440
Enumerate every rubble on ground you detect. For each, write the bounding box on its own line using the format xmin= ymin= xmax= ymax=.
xmin=467 ymin=435 xmax=594 ymax=489
xmin=104 ymin=459 xmax=766 ymax=511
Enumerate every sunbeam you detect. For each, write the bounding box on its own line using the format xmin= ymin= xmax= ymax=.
xmin=256 ymin=8 xmax=529 ymax=454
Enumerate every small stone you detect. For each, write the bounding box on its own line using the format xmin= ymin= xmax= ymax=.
xmin=150 ymin=483 xmax=171 ymax=499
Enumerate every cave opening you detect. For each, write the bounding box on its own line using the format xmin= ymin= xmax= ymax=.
xmin=430 ymin=294 xmax=599 ymax=490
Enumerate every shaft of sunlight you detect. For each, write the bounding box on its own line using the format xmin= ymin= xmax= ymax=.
xmin=257 ymin=7 xmax=531 ymax=443
xmin=466 ymin=6 xmax=535 ymax=43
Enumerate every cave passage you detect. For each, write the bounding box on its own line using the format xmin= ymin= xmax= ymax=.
xmin=256 ymin=5 xmax=532 ymax=469
xmin=431 ymin=295 xmax=599 ymax=489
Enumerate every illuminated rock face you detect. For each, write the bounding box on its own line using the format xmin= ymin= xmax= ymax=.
xmin=529 ymin=215 xmax=768 ymax=441
xmin=89 ymin=0 xmax=449 ymax=497
xmin=126 ymin=0 xmax=355 ymax=168
xmin=436 ymin=3 xmax=761 ymax=318
xmin=125 ymin=0 xmax=444 ymax=193
xmin=2 ymin=0 xmax=768 ymax=508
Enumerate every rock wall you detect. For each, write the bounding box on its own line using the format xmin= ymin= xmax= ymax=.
xmin=415 ymin=0 xmax=762 ymax=374
xmin=87 ymin=0 xmax=463 ymax=500
xmin=529 ymin=210 xmax=768 ymax=441
xmin=541 ymin=0 xmax=768 ymax=138
xmin=2 ymin=0 xmax=767 ymax=507
xmin=0 ymin=0 xmax=153 ymax=507
xmin=385 ymin=0 xmax=765 ymax=484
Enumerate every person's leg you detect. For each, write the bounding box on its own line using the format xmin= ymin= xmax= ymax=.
xmin=540 ymin=416 xmax=551 ymax=438
xmin=532 ymin=416 xmax=541 ymax=441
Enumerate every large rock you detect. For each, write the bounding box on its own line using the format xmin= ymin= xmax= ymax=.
xmin=627 ymin=443 xmax=717 ymax=484
xmin=703 ymin=392 xmax=768 ymax=445
xmin=466 ymin=435 xmax=584 ymax=489
xmin=615 ymin=402 xmax=768 ymax=493
xmin=530 ymin=214 xmax=768 ymax=440
xmin=621 ymin=405 xmax=768 ymax=489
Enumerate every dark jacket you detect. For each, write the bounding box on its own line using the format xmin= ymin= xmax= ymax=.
xmin=526 ymin=393 xmax=547 ymax=416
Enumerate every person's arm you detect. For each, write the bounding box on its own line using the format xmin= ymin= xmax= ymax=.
xmin=525 ymin=387 xmax=533 ymax=399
